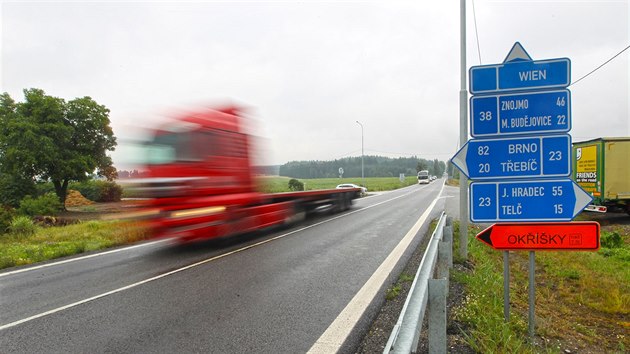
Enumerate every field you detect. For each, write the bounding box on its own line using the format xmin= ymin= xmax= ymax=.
xmin=255 ymin=175 xmax=419 ymax=193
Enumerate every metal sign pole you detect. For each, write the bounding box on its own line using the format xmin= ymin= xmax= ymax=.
xmin=503 ymin=251 xmax=510 ymax=322
xmin=528 ymin=251 xmax=536 ymax=338
xmin=459 ymin=0 xmax=469 ymax=260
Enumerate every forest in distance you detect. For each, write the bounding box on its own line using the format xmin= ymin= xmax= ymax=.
xmin=275 ymin=156 xmax=447 ymax=179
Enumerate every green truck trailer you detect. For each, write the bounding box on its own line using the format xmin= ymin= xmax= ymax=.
xmin=573 ymin=137 xmax=630 ymax=214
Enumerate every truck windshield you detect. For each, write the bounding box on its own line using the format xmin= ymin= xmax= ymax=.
xmin=143 ymin=129 xmax=247 ymax=165
xmin=147 ymin=130 xmax=217 ymax=164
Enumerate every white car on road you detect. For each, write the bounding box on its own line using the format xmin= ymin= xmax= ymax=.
xmin=336 ymin=183 xmax=367 ymax=196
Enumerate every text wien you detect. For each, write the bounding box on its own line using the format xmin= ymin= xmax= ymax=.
xmin=519 ymin=70 xmax=547 ymax=81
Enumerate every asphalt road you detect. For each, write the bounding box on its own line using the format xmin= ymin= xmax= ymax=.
xmin=0 ymin=180 xmax=448 ymax=353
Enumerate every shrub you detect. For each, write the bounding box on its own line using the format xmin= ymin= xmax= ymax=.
xmin=0 ymin=174 xmax=36 ymax=208
xmin=600 ymin=231 xmax=623 ymax=249
xmin=70 ymin=180 xmax=122 ymax=202
xmin=288 ymin=178 xmax=304 ymax=191
xmin=68 ymin=181 xmax=98 ymax=201
xmin=97 ymin=181 xmax=123 ymax=202
xmin=35 ymin=182 xmax=56 ymax=196
xmin=18 ymin=193 xmax=62 ymax=216
xmin=9 ymin=215 xmax=38 ymax=236
xmin=0 ymin=206 xmax=17 ymax=233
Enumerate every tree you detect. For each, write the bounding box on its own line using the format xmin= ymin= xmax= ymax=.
xmin=416 ymin=160 xmax=429 ymax=173
xmin=432 ymin=159 xmax=445 ymax=177
xmin=0 ymin=89 xmax=117 ymax=208
xmin=288 ymin=178 xmax=304 ymax=191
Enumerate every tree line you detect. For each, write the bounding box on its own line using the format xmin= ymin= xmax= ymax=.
xmin=279 ymin=156 xmax=446 ymax=179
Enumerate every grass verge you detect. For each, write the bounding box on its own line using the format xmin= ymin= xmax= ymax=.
xmin=451 ymin=222 xmax=629 ymax=353
xmin=0 ymin=220 xmax=150 ymax=270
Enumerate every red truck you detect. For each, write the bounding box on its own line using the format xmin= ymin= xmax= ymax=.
xmin=131 ymin=106 xmax=361 ymax=243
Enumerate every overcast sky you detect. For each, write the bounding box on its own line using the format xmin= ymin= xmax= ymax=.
xmin=1 ymin=1 xmax=628 ymax=167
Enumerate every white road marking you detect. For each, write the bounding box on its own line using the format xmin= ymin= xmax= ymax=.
xmin=0 ymin=239 xmax=173 ymax=278
xmin=0 ymin=185 xmax=431 ymax=331
xmin=307 ymin=183 xmax=444 ymax=353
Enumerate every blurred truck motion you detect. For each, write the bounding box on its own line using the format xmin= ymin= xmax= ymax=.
xmin=573 ymin=137 xmax=630 ymax=214
xmin=125 ymin=106 xmax=361 ymax=243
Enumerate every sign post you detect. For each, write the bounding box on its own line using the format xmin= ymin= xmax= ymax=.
xmin=452 ymin=42 xmax=599 ymax=336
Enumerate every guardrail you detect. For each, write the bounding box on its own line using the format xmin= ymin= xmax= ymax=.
xmin=384 ymin=212 xmax=453 ymax=354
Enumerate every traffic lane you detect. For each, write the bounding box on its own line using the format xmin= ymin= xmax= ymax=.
xmin=442 ymin=183 xmax=460 ymax=219
xmin=1 ymin=183 xmax=443 ymax=353
xmin=0 ymin=183 xmax=431 ymax=326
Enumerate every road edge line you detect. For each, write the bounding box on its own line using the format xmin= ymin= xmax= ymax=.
xmin=307 ymin=183 xmax=445 ymax=353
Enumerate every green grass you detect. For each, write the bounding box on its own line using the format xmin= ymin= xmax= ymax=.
xmin=452 ymin=223 xmax=534 ymax=353
xmin=386 ymin=284 xmax=402 ymax=300
xmin=0 ymin=220 xmax=149 ymax=270
xmin=452 ymin=222 xmax=630 ymax=352
xmin=385 ymin=272 xmax=416 ymax=300
xmin=255 ymin=176 xmax=419 ymax=193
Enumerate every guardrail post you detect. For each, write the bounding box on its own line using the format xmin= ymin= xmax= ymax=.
xmin=443 ymin=225 xmax=453 ymax=243
xmin=436 ymin=242 xmax=450 ymax=287
xmin=428 ymin=278 xmax=447 ymax=354
xmin=442 ymin=225 xmax=453 ymax=269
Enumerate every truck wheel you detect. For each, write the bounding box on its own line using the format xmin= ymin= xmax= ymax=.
xmin=342 ymin=194 xmax=351 ymax=211
xmin=330 ymin=194 xmax=343 ymax=214
xmin=284 ymin=205 xmax=306 ymax=227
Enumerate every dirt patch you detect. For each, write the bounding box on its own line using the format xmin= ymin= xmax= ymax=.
xmin=61 ymin=199 xmax=144 ymax=221
xmin=64 ymin=190 xmax=94 ymax=207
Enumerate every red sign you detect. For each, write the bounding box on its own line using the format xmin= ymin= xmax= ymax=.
xmin=476 ymin=222 xmax=600 ymax=251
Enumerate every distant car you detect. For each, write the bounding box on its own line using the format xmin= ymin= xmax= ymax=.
xmin=336 ymin=183 xmax=367 ymax=196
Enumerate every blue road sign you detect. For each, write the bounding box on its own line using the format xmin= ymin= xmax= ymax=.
xmin=471 ymin=90 xmax=571 ymax=137
xmin=451 ymin=134 xmax=571 ymax=180
xmin=470 ymin=58 xmax=570 ymax=94
xmin=470 ymin=179 xmax=593 ymax=222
